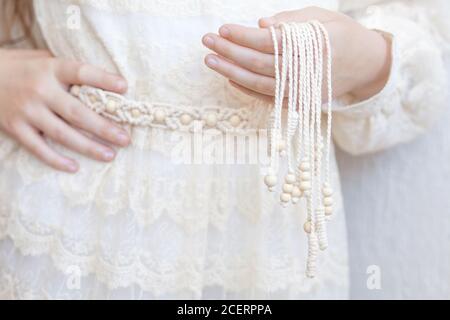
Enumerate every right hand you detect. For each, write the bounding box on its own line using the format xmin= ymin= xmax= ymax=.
xmin=0 ymin=49 xmax=131 ymax=173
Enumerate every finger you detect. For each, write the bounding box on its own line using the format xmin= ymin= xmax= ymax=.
xmin=219 ymin=24 xmax=281 ymax=54
xmin=14 ymin=122 xmax=79 ymax=173
xmin=31 ymin=107 xmax=117 ymax=163
xmin=48 ymin=89 xmax=131 ymax=147
xmin=205 ymin=54 xmax=276 ymax=96
xmin=259 ymin=12 xmax=305 ymax=28
xmin=259 ymin=7 xmax=330 ymax=28
xmin=229 ymin=80 xmax=274 ymax=103
xmin=259 ymin=17 xmax=278 ymax=28
xmin=54 ymin=60 xmax=128 ymax=94
xmin=229 ymin=81 xmax=289 ymax=107
xmin=1 ymin=49 xmax=52 ymax=60
xmin=202 ymin=33 xmax=275 ymax=77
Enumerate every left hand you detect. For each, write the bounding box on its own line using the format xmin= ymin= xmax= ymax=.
xmin=202 ymin=6 xmax=391 ymax=103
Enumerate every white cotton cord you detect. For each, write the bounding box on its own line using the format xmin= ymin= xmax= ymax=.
xmin=265 ymin=21 xmax=333 ymax=277
xmin=279 ymin=25 xmax=289 ymax=149
xmin=285 ymin=22 xmax=301 ymax=175
xmin=311 ymin=21 xmax=328 ymax=250
xmin=306 ymin=231 xmax=319 ymax=278
xmin=296 ymin=24 xmax=307 ymax=169
xmin=277 ymin=25 xmax=289 ymax=173
xmin=310 ymin=21 xmax=325 ymax=249
xmin=308 ymin=21 xmax=320 ymax=220
xmin=269 ymin=26 xmax=281 ymax=172
xmin=291 ymin=24 xmax=307 ymax=208
xmin=283 ymin=23 xmax=295 ymax=174
xmin=264 ymin=26 xmax=284 ymax=194
xmin=314 ymin=21 xmax=335 ymax=220
xmin=293 ymin=24 xmax=304 ymax=172
xmin=291 ymin=23 xmax=300 ymax=146
xmin=305 ymin=23 xmax=320 ymax=276
xmin=316 ymin=22 xmax=333 ymax=187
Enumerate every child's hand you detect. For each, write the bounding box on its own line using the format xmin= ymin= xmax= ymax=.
xmin=0 ymin=49 xmax=131 ymax=173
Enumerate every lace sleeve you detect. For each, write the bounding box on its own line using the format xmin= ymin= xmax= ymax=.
xmin=332 ymin=0 xmax=449 ymax=155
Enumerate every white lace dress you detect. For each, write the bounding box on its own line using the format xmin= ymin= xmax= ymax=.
xmin=0 ymin=0 xmax=448 ymax=299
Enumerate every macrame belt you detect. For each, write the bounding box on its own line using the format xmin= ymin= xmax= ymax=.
xmin=70 ymin=85 xmax=253 ymax=133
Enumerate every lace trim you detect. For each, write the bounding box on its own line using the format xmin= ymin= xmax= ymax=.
xmin=0 ymin=152 xmax=348 ymax=296
xmin=71 ymin=85 xmax=253 ymax=132
xmin=0 ymin=207 xmax=349 ymax=296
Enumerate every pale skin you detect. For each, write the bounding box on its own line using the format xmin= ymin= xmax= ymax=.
xmin=0 ymin=7 xmax=390 ymax=173
xmin=202 ymin=7 xmax=391 ymax=103
xmin=0 ymin=49 xmax=131 ymax=173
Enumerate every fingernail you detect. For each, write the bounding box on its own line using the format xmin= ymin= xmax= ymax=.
xmin=206 ymin=56 xmax=218 ymax=67
xmin=117 ymin=132 xmax=130 ymax=146
xmin=116 ymin=79 xmax=127 ymax=91
xmin=261 ymin=17 xmax=276 ymax=26
xmin=203 ymin=36 xmax=214 ymax=48
xmin=64 ymin=160 xmax=78 ymax=173
xmin=101 ymin=148 xmax=115 ymax=161
xmin=219 ymin=26 xmax=230 ymax=38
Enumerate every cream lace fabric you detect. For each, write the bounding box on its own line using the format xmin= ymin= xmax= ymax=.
xmin=0 ymin=0 xmax=448 ymax=299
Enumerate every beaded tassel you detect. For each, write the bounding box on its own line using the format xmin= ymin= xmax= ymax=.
xmin=264 ymin=21 xmax=334 ymax=278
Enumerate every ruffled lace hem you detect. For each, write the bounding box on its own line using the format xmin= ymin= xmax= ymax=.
xmin=0 ymin=126 xmax=349 ymax=298
xmin=0 ymin=204 xmax=349 ymax=298
xmin=0 ymin=230 xmax=349 ymax=299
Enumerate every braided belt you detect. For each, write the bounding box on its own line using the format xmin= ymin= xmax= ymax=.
xmin=70 ymin=85 xmax=252 ymax=132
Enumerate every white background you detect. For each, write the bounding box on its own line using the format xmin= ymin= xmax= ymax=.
xmin=337 ymin=60 xmax=450 ymax=299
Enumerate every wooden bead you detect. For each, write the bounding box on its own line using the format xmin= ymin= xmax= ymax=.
xmin=154 ymin=109 xmax=166 ymax=123
xmin=285 ymin=174 xmax=296 ymax=184
xmin=180 ymin=114 xmax=193 ymax=125
xmin=292 ymin=186 xmax=302 ymax=198
xmin=282 ymin=183 xmax=294 ymax=193
xmin=264 ymin=175 xmax=277 ymax=189
xmin=276 ymin=140 xmax=286 ymax=152
xmin=323 ymin=196 xmax=333 ymax=206
xmin=131 ymin=109 xmax=141 ymax=118
xmin=205 ymin=113 xmax=218 ymax=127
xmin=300 ymin=172 xmax=310 ymax=181
xmin=229 ymin=115 xmax=241 ymax=127
xmin=325 ymin=206 xmax=333 ymax=216
xmin=299 ymin=181 xmax=311 ymax=191
xmin=280 ymin=193 xmax=291 ymax=203
xmin=106 ymin=99 xmax=117 ymax=114
xmin=70 ymin=85 xmax=80 ymax=97
xmin=88 ymin=94 xmax=98 ymax=103
xmin=322 ymin=187 xmax=333 ymax=197
xmin=300 ymin=161 xmax=310 ymax=171
xmin=303 ymin=221 xmax=312 ymax=234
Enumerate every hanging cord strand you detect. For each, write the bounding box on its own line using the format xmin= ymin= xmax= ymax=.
xmin=278 ymin=24 xmax=289 ymax=166
xmin=311 ymin=20 xmax=328 ymax=250
xmin=269 ymin=26 xmax=282 ymax=172
xmin=315 ymin=22 xmax=335 ymax=219
xmin=294 ymin=23 xmax=304 ymax=175
xmin=285 ymin=23 xmax=294 ymax=171
xmin=306 ymin=23 xmax=320 ymax=277
xmin=265 ymin=21 xmax=333 ymax=278
xmin=316 ymin=22 xmax=333 ymax=186
xmin=285 ymin=22 xmax=300 ymax=174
